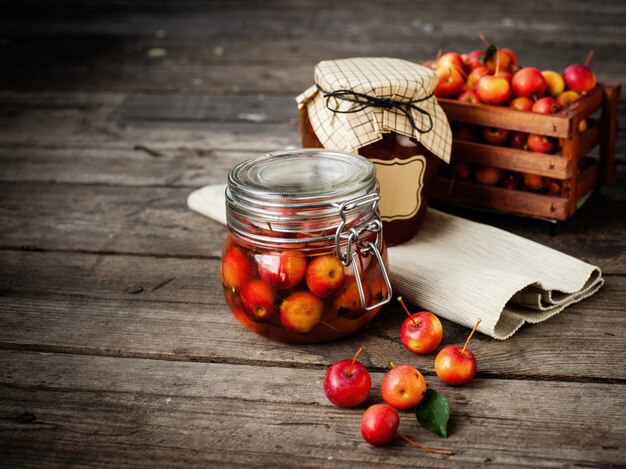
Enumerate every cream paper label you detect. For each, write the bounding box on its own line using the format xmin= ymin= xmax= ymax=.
xmin=370 ymin=155 xmax=426 ymax=221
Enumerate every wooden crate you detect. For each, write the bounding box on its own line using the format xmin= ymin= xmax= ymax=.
xmin=434 ymin=82 xmax=621 ymax=221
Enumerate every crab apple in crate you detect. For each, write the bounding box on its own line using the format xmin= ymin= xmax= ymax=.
xmin=452 ymin=162 xmax=472 ymax=180
xmin=476 ymin=75 xmax=511 ymax=105
xmin=546 ymin=179 xmax=562 ymax=196
xmin=361 ymin=404 xmax=399 ymax=447
xmin=512 ymin=67 xmax=547 ymax=98
xmin=532 ymin=97 xmax=559 ymax=114
xmin=510 ymin=131 xmax=529 ymax=150
xmin=397 ymin=297 xmax=443 ymax=354
xmin=556 ymin=90 xmax=581 ymax=108
xmin=500 ymin=48 xmax=518 ymax=68
xmin=482 ymin=127 xmax=511 ymax=145
xmin=334 ymin=279 xmax=371 ymax=320
xmin=563 ymin=55 xmax=596 ymax=93
xmin=324 ymin=345 xmax=371 ymax=408
xmin=436 ymin=52 xmax=465 ymax=74
xmin=305 ymin=254 xmax=346 ymax=298
xmin=435 ymin=319 xmax=480 ymax=386
xmin=434 ymin=67 xmax=465 ymax=99
xmin=466 ymin=66 xmax=490 ymax=88
xmin=475 ymin=166 xmax=503 ymax=185
xmin=462 ymin=49 xmax=484 ymax=71
xmin=542 ymin=70 xmax=565 ymax=97
xmin=256 ymin=250 xmax=307 ymax=290
xmin=509 ymin=96 xmax=533 ymax=111
xmin=485 ymin=49 xmax=513 ymax=74
xmin=241 ymin=279 xmax=279 ymax=322
xmin=453 ymin=123 xmax=479 ymax=142
xmin=501 ymin=174 xmax=521 ymax=190
xmin=458 ymin=88 xmax=480 ymax=104
xmin=280 ymin=291 xmax=324 ymax=334
xmin=222 ymin=246 xmax=254 ymax=292
xmin=381 ymin=364 xmax=427 ymax=410
xmin=527 ymin=134 xmax=558 ymax=154
xmin=523 ymin=173 xmax=546 ymax=191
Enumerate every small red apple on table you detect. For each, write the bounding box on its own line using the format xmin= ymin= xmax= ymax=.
xmin=362 ymin=393 xmax=453 ymax=454
xmin=323 ymin=345 xmax=371 ymax=408
xmin=381 ymin=362 xmax=427 ymax=410
xmin=397 ymin=297 xmax=443 ymax=355
xmin=435 ymin=319 xmax=481 ymax=386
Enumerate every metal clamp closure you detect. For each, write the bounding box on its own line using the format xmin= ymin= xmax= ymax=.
xmin=333 ymin=193 xmax=392 ymax=311
xmin=334 ymin=193 xmax=382 ymax=266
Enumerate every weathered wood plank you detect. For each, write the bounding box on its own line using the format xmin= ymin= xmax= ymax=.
xmin=1 ymin=1 xmax=625 ymax=93
xmin=1 ymin=351 xmax=625 ymax=468
xmin=1 ymin=250 xmax=624 ymax=381
xmin=1 ymin=182 xmax=625 ymax=272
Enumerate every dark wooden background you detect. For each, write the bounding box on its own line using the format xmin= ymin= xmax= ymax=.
xmin=1 ymin=1 xmax=625 ymax=467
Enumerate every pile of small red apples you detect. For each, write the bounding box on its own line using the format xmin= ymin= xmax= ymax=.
xmin=323 ymin=297 xmax=481 ymax=452
xmin=222 ymin=235 xmax=388 ymax=342
xmin=432 ymin=35 xmax=598 ymax=194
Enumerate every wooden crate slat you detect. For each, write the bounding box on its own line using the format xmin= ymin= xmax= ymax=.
xmin=440 ymin=100 xmax=571 ymax=138
xmin=599 ymin=83 xmax=621 ymax=183
xmin=452 ymin=141 xmax=572 ymax=179
xmin=435 ymin=178 xmax=570 ymax=221
xmin=435 ymin=83 xmax=618 ymax=221
xmin=576 ymin=164 xmax=600 ymax=201
xmin=577 ymin=124 xmax=601 ymax=159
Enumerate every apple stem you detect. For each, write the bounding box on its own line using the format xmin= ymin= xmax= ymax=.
xmin=396 ymin=432 xmax=455 ymax=455
xmin=397 ymin=297 xmax=418 ymax=326
xmin=584 ymin=50 xmax=594 ymax=67
xmin=347 ymin=345 xmax=366 ymax=377
xmin=461 ymin=318 xmax=481 ymax=355
xmin=495 ymin=47 xmax=500 ymax=76
xmin=389 ymin=361 xmax=395 ymax=369
xmin=478 ymin=32 xmax=490 ymax=47
xmin=435 ymin=48 xmax=442 ymax=62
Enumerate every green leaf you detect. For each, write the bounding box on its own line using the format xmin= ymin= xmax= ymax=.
xmin=415 ymin=389 xmax=451 ymax=438
xmin=483 ymin=43 xmax=497 ymax=62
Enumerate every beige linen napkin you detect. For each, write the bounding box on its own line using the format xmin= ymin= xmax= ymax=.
xmin=189 ymin=184 xmax=603 ymax=340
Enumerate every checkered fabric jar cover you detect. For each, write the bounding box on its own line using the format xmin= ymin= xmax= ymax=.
xmin=296 ymin=57 xmax=452 ymax=163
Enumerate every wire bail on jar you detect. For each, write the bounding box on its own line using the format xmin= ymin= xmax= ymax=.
xmin=334 ymin=193 xmax=392 ymax=312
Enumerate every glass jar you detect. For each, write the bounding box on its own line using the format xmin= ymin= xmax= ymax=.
xmin=296 ymin=57 xmax=452 ymax=246
xmin=300 ymin=108 xmax=441 ymax=245
xmin=222 ymin=149 xmax=392 ymax=343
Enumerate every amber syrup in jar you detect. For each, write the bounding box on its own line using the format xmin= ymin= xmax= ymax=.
xmin=222 ymin=149 xmax=392 ymax=343
xmin=300 ymin=108 xmax=441 ymax=246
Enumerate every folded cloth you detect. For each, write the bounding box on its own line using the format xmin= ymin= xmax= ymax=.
xmin=188 ymin=184 xmax=603 ymax=340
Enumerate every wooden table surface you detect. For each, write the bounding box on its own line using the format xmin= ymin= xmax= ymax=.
xmin=1 ymin=1 xmax=625 ymax=467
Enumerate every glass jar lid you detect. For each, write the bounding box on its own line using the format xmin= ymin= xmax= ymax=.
xmin=228 ymin=148 xmax=376 ymax=203
xmin=226 ymin=149 xmax=380 ymax=249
